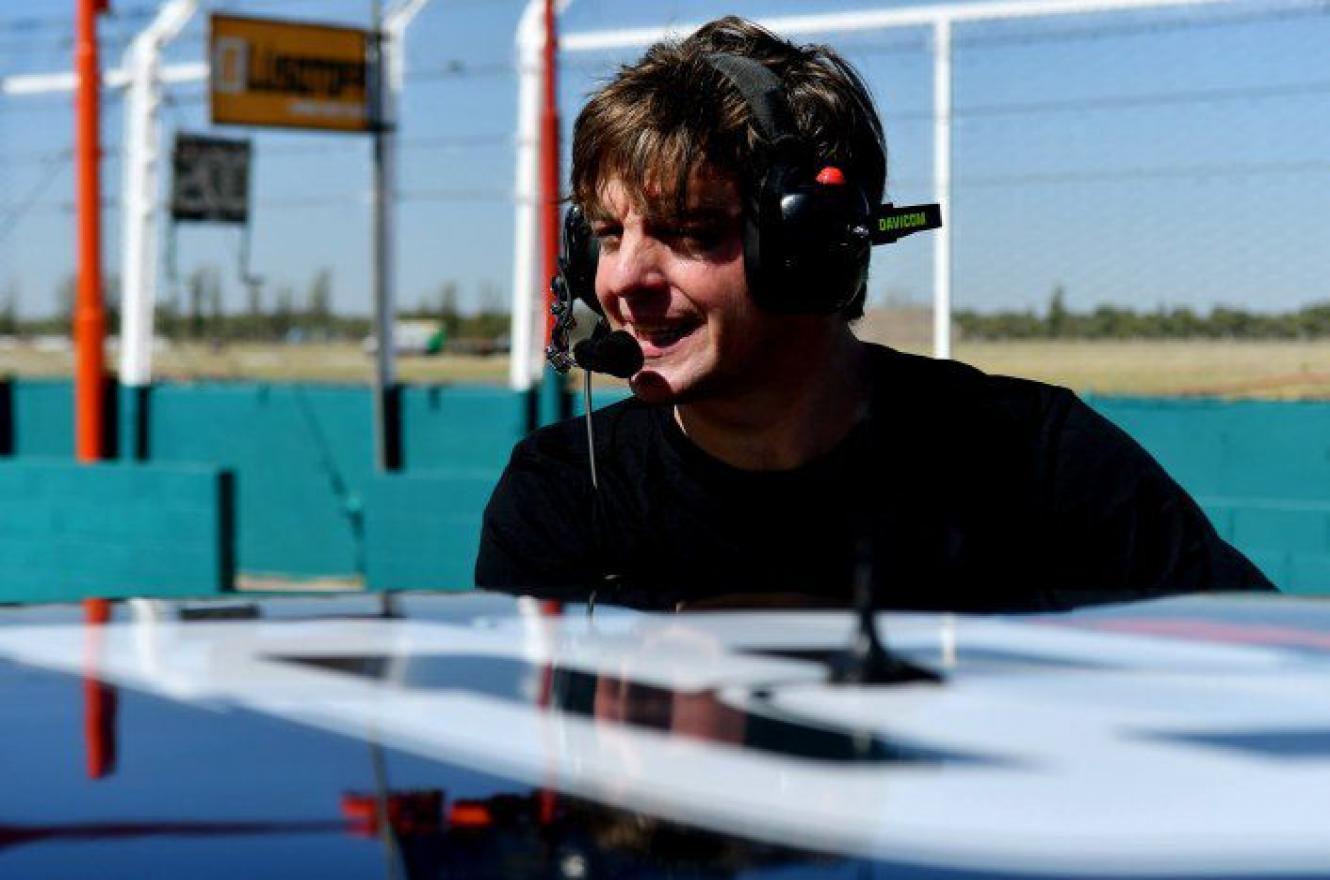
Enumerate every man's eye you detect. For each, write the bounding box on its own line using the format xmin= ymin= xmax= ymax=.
xmin=592 ymin=228 xmax=622 ymax=248
xmin=667 ymin=227 xmax=721 ymax=250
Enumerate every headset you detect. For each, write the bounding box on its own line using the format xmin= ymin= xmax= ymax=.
xmin=547 ymin=52 xmax=942 ymax=375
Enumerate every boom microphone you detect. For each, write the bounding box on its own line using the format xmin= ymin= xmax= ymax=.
xmin=573 ymin=330 xmax=644 ymax=379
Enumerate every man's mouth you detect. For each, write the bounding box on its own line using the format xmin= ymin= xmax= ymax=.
xmin=631 ymin=320 xmax=700 ymax=355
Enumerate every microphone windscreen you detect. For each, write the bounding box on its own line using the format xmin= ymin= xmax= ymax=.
xmin=574 ymin=330 xmax=643 ymax=379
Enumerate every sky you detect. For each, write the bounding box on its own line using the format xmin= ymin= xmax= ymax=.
xmin=1 ymin=0 xmax=1327 ymax=320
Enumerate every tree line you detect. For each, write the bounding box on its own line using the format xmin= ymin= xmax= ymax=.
xmin=0 ymin=267 xmax=512 ymax=345
xmin=955 ymin=287 xmax=1330 ymax=341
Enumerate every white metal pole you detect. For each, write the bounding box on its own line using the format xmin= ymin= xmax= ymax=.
xmin=932 ymin=18 xmax=952 ymax=361
xmin=118 ymin=0 xmax=199 ymax=389
xmin=562 ymin=0 xmax=1241 ymax=50
xmin=377 ymin=0 xmax=433 ymax=373
xmin=119 ymin=43 xmax=158 ymax=388
xmin=1 ymin=61 xmax=205 ymax=97
xmin=385 ymin=0 xmax=432 ymax=97
xmin=510 ymin=0 xmax=544 ymax=392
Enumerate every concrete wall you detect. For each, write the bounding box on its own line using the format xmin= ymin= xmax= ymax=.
xmin=3 ymin=377 xmax=1327 ymax=594
xmin=363 ymin=471 xmax=499 ymax=591
xmin=0 ymin=378 xmax=529 ymax=582
xmin=10 ymin=379 xmax=74 ymax=457
xmin=148 ymin=383 xmax=376 ymax=577
xmin=358 ymin=386 xmax=533 ymax=589
xmin=401 ymin=384 xmax=527 ymax=473
xmin=1088 ymin=395 xmax=1330 ymax=594
xmin=0 ymin=458 xmax=233 ymax=602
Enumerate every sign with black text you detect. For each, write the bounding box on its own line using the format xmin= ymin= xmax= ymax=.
xmin=210 ymin=14 xmax=371 ymax=133
xmin=170 ymin=133 xmax=251 ymax=224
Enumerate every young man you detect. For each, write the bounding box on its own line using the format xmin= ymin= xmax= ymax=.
xmin=475 ymin=16 xmax=1272 ymax=610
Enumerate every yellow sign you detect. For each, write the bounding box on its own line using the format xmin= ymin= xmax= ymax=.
xmin=210 ymin=14 xmax=371 ymax=133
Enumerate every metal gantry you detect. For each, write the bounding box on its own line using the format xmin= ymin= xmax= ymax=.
xmin=0 ymin=1 xmax=431 ymax=401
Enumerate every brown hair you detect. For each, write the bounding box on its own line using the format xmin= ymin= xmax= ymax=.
xmin=571 ymin=16 xmax=887 ymax=222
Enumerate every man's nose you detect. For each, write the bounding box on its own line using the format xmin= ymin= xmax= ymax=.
xmin=598 ymin=230 xmax=666 ymax=307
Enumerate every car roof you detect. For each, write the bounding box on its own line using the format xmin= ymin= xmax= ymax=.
xmin=1 ymin=591 xmax=1327 ymax=878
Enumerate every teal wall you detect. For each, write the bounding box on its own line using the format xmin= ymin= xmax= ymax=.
xmin=402 ymin=385 xmax=526 ymax=472
xmin=1 ymin=378 xmax=525 ymax=581
xmin=7 ymin=378 xmax=120 ymax=459
xmin=148 ymin=383 xmax=377 ymax=577
xmin=11 ymin=379 xmax=74 ymax=457
xmin=1087 ymin=396 xmax=1330 ymax=594
xmin=0 ymin=459 xmax=233 ymax=603
xmin=357 ymin=386 xmax=530 ymax=590
xmin=3 ymin=377 xmax=1327 ymax=594
xmin=364 ymin=471 xmax=499 ymax=590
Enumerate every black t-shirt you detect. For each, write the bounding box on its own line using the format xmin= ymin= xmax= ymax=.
xmin=476 ymin=345 xmax=1273 ymax=611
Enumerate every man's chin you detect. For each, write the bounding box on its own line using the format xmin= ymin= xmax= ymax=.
xmin=629 ymin=369 xmax=716 ymax=407
xmin=628 ymin=371 xmax=679 ymax=405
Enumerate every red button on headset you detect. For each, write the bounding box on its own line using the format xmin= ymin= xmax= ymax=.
xmin=815 ymin=166 xmax=847 ymax=186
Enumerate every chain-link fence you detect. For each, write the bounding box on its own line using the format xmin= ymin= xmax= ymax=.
xmin=2 ymin=0 xmax=1327 ymax=392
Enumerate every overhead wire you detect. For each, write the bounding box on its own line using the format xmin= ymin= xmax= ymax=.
xmin=1 ymin=2 xmax=1326 ymax=220
xmin=0 ymin=156 xmax=69 ymax=246
xmin=947 ymin=0 xmax=1329 ymax=50
xmin=8 ymin=151 xmax=1330 ymax=221
xmin=8 ymin=69 xmax=1328 ymax=169
xmin=893 ymin=158 xmax=1330 ymax=191
xmin=2 ymin=0 xmax=1324 ymax=57
xmin=2 ymin=131 xmax=517 ymax=170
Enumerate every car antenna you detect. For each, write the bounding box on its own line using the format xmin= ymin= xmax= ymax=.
xmin=827 ymin=535 xmax=943 ymax=685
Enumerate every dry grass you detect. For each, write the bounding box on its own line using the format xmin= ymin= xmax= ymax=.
xmin=953 ymin=339 xmax=1330 ymax=399
xmin=854 ymin=307 xmax=1330 ymax=399
xmin=3 ymin=332 xmax=1329 ymax=399
xmin=0 ymin=341 xmax=510 ymax=385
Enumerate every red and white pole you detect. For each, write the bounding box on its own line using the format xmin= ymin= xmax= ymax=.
xmin=76 ymin=0 xmax=111 ymax=621
xmin=539 ymin=0 xmax=564 ymax=618
xmin=539 ymin=0 xmax=560 ymax=344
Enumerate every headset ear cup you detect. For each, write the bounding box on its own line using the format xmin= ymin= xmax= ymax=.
xmin=767 ymin=181 xmax=872 ymax=315
xmin=741 ymin=197 xmax=767 ymax=312
xmin=743 ymin=166 xmax=796 ymax=312
xmin=562 ymin=205 xmax=603 ymax=316
xmin=745 ymin=170 xmax=869 ymax=314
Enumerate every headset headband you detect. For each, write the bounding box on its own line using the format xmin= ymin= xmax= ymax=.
xmin=704 ymin=54 xmax=805 ymax=164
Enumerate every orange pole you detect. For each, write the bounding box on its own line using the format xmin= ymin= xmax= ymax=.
xmin=75 ymin=0 xmax=107 ymax=465
xmin=539 ymin=0 xmax=564 ymax=618
xmin=77 ymin=0 xmax=110 ymax=622
xmin=83 ymin=598 xmax=117 ymax=779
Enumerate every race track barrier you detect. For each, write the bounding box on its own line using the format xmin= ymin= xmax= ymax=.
xmin=0 ymin=377 xmax=1327 ymax=594
xmin=147 ymin=382 xmax=377 ymax=578
xmin=0 ymin=377 xmax=529 ymax=584
xmin=1089 ymin=395 xmax=1330 ymax=594
xmin=358 ymin=386 xmax=530 ymax=591
xmin=363 ymin=469 xmax=499 ymax=591
xmin=0 ymin=458 xmax=234 ymax=603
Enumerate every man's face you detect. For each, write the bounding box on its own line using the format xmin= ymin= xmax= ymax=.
xmin=590 ymin=171 xmax=778 ymax=405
